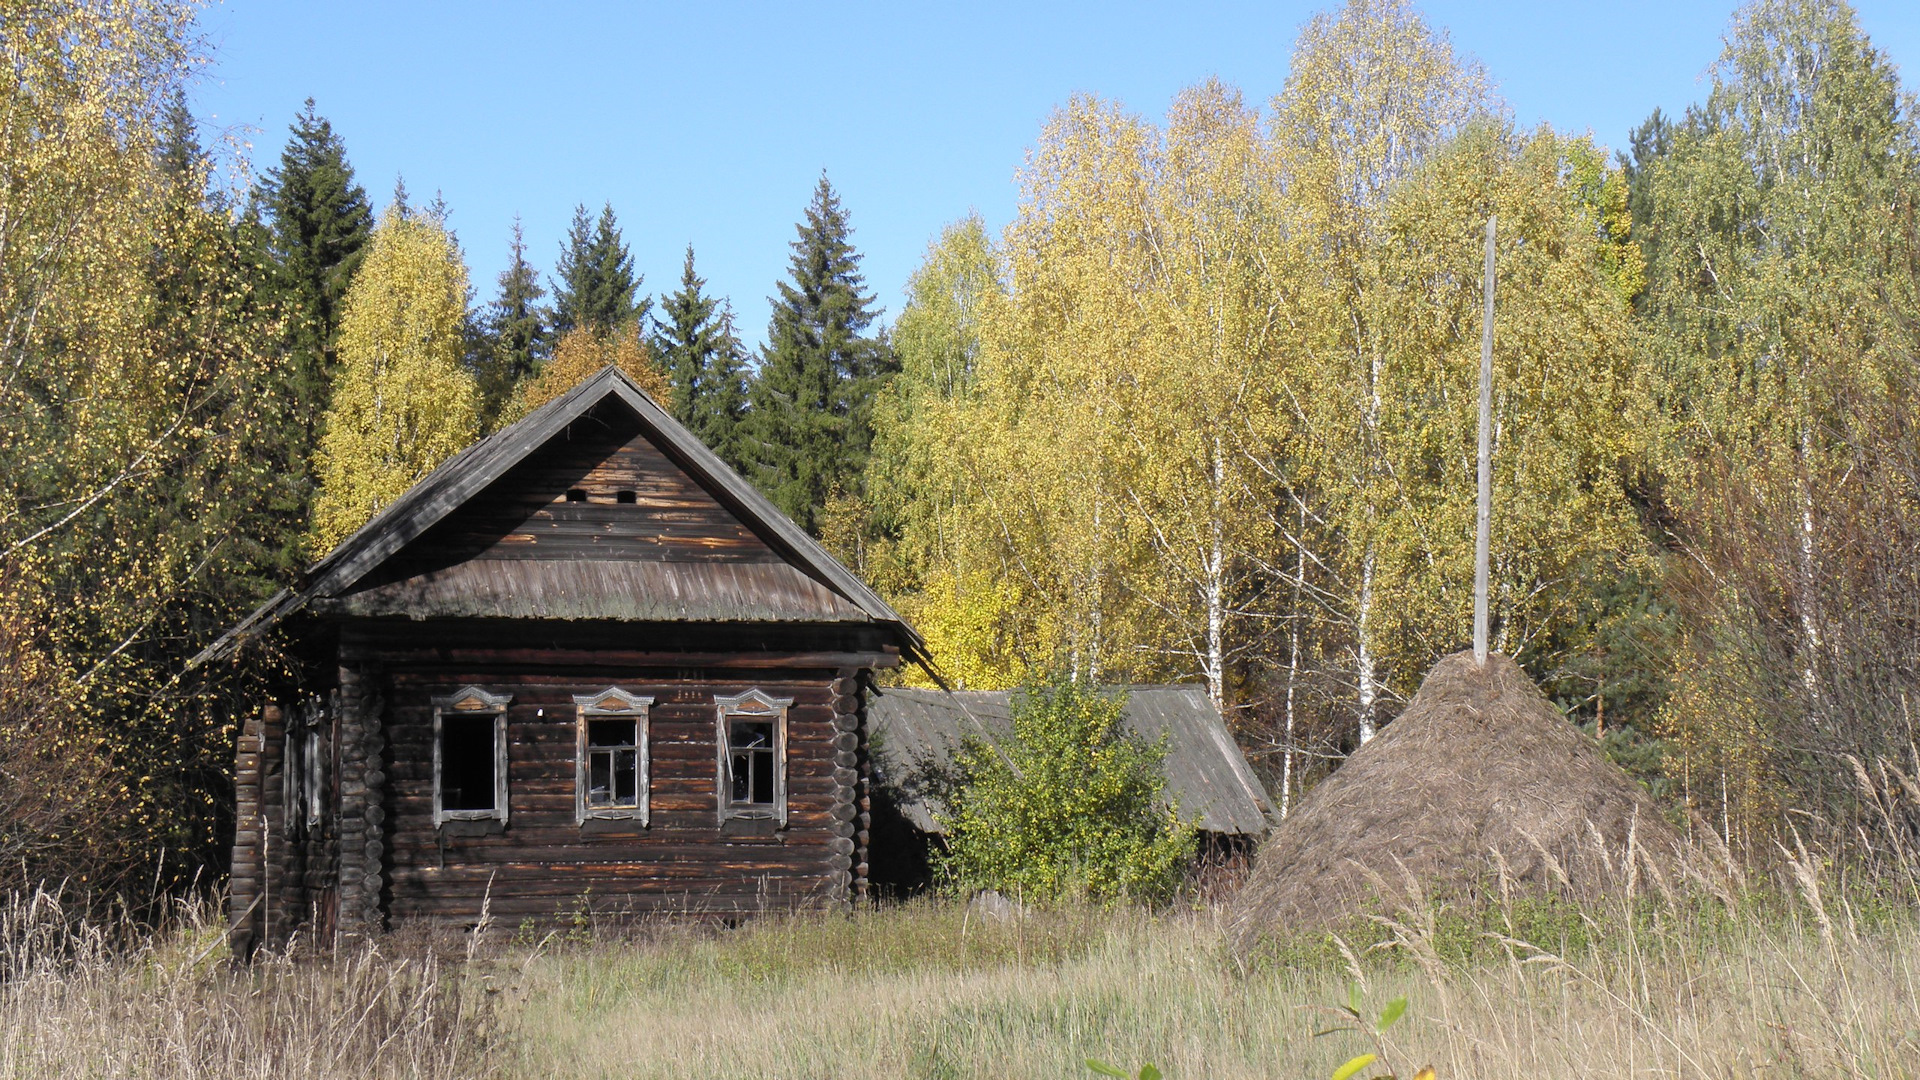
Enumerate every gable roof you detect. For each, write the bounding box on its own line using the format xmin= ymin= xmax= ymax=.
xmin=192 ymin=365 xmax=925 ymax=668
xmin=867 ymin=685 xmax=1275 ymax=837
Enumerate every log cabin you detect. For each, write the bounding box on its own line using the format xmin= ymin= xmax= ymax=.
xmin=199 ymin=365 xmax=928 ymax=951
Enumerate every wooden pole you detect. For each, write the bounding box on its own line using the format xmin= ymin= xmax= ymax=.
xmin=1474 ymin=215 xmax=1495 ymax=665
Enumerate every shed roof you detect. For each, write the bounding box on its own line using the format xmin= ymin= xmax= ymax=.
xmin=868 ymin=685 xmax=1275 ymax=837
xmin=193 ymin=366 xmax=925 ymax=667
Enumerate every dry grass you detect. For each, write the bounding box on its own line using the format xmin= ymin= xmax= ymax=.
xmin=5 ymin=882 xmax=1915 ymax=1079
xmin=0 ymin=888 xmax=500 ymax=1079
xmin=503 ymin=889 xmax=1919 ymax=1079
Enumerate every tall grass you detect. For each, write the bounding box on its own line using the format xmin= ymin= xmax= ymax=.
xmin=4 ymin=877 xmax=1914 ymax=1078
xmin=0 ymin=888 xmax=498 ymax=1079
xmin=505 ymin=889 xmax=1918 ymax=1079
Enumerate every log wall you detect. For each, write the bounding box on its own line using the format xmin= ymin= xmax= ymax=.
xmin=368 ymin=644 xmax=870 ymax=925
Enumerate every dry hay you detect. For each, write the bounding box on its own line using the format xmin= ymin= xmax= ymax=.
xmin=1230 ymin=651 xmax=1726 ymax=946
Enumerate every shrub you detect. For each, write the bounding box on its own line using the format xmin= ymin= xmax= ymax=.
xmin=935 ymin=678 xmax=1195 ymax=902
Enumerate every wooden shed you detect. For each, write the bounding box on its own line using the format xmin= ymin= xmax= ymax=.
xmin=202 ymin=366 xmax=926 ymax=950
xmin=863 ymin=685 xmax=1276 ymax=894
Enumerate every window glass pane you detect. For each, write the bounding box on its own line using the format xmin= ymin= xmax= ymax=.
xmin=730 ymin=751 xmax=751 ymax=802
xmin=588 ymin=750 xmax=612 ymax=806
xmin=441 ymin=715 xmax=496 ymax=811
xmin=614 ymin=749 xmax=637 ymax=803
xmin=751 ymin=750 xmax=774 ymax=804
xmin=588 ymin=718 xmax=633 ymax=748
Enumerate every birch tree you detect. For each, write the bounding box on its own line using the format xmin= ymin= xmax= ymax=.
xmin=1270 ymin=0 xmax=1490 ymax=741
xmin=1635 ymin=0 xmax=1920 ymax=842
xmin=311 ymin=205 xmax=481 ymax=551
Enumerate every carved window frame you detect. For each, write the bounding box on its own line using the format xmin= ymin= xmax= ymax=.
xmin=574 ymin=687 xmax=654 ymax=825
xmin=282 ymin=692 xmax=332 ymax=839
xmin=715 ymin=689 xmax=793 ymax=826
xmin=431 ymin=686 xmax=512 ymax=827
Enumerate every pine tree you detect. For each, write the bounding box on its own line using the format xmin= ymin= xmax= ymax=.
xmin=474 ymin=218 xmax=549 ymax=424
xmin=652 ymin=245 xmax=750 ymax=469
xmin=552 ymin=201 xmax=648 ymax=337
xmin=747 ymin=174 xmax=894 ymax=533
xmin=259 ymin=99 xmax=374 ymax=441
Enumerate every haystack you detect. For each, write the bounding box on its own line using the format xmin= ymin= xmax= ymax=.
xmin=1230 ymin=651 xmax=1718 ymax=946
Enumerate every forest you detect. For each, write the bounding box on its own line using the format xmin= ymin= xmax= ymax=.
xmin=3 ymin=0 xmax=1918 ymax=918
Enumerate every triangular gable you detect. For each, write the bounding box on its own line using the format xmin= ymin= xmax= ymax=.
xmin=192 ymin=366 xmax=923 ymax=667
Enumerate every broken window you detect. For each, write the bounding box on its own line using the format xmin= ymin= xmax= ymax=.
xmin=715 ymin=689 xmax=793 ymax=825
xmin=432 ymin=687 xmax=512 ymax=825
xmin=573 ymin=688 xmax=653 ymax=824
xmin=282 ymin=694 xmax=331 ymax=838
xmin=729 ymin=719 xmax=775 ymax=804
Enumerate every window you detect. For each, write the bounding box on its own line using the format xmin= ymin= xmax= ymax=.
xmin=432 ymin=686 xmax=512 ymax=826
xmin=565 ymin=488 xmax=588 ymax=502
xmin=615 ymin=489 xmax=637 ymax=504
xmin=282 ymin=693 xmax=331 ymax=838
xmin=573 ymin=687 xmax=654 ymax=824
xmin=715 ymin=689 xmax=793 ymax=825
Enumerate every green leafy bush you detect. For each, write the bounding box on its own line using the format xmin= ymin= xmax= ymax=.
xmin=935 ymin=679 xmax=1195 ymax=903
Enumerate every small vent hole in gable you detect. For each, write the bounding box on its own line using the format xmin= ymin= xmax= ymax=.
xmin=566 ymin=488 xmax=588 ymax=503
xmin=616 ymin=490 xmax=637 ymax=504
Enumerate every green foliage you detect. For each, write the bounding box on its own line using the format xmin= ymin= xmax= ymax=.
xmin=1315 ymin=988 xmax=1433 ymax=1080
xmin=552 ymin=201 xmax=647 ymax=337
xmin=259 ymin=98 xmax=374 ymax=444
xmin=310 ymin=204 xmax=481 ymax=551
xmin=473 ymin=217 xmax=550 ymax=427
xmin=935 ymin=679 xmax=1195 ymax=903
xmin=652 ymin=245 xmax=751 ymax=471
xmin=747 ymin=174 xmax=895 ymax=534
xmin=1632 ymin=0 xmax=1920 ymax=841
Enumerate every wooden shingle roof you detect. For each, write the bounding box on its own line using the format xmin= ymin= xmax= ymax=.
xmin=867 ymin=685 xmax=1275 ymax=837
xmin=193 ymin=365 xmax=925 ymax=667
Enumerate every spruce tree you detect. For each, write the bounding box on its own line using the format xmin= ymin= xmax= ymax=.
xmin=474 ymin=217 xmax=550 ymax=424
xmin=259 ymin=99 xmax=374 ymax=441
xmin=652 ymin=245 xmax=749 ymax=469
xmin=551 ymin=201 xmax=649 ymax=337
xmin=747 ymin=174 xmax=894 ymax=533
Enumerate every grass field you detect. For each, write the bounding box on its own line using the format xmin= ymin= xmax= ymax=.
xmin=3 ymin=883 xmax=1916 ymax=1079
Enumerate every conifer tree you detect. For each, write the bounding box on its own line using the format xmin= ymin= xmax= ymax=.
xmin=552 ymin=201 xmax=648 ymax=337
xmin=747 ymin=174 xmax=894 ymax=533
xmin=474 ymin=218 xmax=549 ymax=424
xmin=652 ymin=245 xmax=750 ymax=469
xmin=259 ymin=99 xmax=374 ymax=439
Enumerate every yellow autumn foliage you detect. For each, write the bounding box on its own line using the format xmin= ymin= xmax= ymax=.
xmin=509 ymin=323 xmax=672 ymax=419
xmin=310 ymin=207 xmax=481 ymax=553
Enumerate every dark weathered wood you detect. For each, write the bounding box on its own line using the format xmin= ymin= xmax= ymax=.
xmin=216 ymin=367 xmax=914 ymax=941
xmin=228 ymin=708 xmax=268 ymax=956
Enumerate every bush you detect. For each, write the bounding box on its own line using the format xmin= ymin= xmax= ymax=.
xmin=935 ymin=678 xmax=1194 ymax=902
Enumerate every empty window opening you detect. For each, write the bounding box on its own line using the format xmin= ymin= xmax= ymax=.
xmin=728 ymin=720 xmax=776 ymax=805
xmin=586 ymin=718 xmax=641 ymax=809
xmin=440 ymin=715 xmax=498 ymax=812
xmin=715 ymin=689 xmax=792 ymax=825
xmin=565 ymin=488 xmax=588 ymax=503
xmin=615 ymin=489 xmax=637 ymax=504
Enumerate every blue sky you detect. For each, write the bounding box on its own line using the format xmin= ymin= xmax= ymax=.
xmin=193 ymin=1 xmax=1920 ymax=353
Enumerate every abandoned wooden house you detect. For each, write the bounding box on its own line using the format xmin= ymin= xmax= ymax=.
xmin=200 ymin=365 xmax=928 ymax=951
xmin=864 ymin=686 xmax=1275 ymax=895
